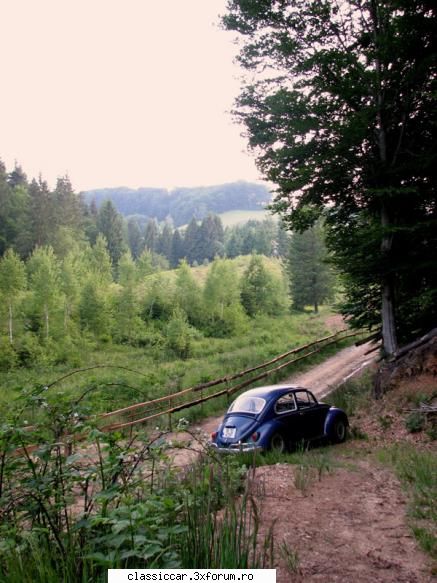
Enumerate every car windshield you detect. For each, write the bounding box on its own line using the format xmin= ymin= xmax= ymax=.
xmin=228 ymin=395 xmax=266 ymax=415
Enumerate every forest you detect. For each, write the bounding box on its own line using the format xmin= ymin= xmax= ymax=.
xmin=83 ymin=181 xmax=269 ymax=226
xmin=0 ymin=159 xmax=334 ymax=378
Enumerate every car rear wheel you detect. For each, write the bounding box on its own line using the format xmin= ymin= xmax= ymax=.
xmin=270 ymin=432 xmax=285 ymax=453
xmin=331 ymin=419 xmax=347 ymax=443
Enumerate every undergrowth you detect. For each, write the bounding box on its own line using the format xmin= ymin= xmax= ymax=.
xmin=378 ymin=445 xmax=437 ymax=559
xmin=0 ymin=392 xmax=273 ymax=581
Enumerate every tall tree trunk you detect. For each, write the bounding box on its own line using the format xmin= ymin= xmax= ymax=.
xmin=381 ymin=204 xmax=398 ymax=356
xmin=8 ymin=303 xmax=13 ymax=344
xmin=45 ymin=304 xmax=50 ymax=340
xmin=371 ymin=0 xmax=398 ymax=357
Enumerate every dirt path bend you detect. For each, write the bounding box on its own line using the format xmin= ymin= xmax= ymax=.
xmin=196 ymin=341 xmax=376 ymax=437
xmin=167 ymin=341 xmax=377 ymax=463
xmin=286 ymin=341 xmax=376 ymax=400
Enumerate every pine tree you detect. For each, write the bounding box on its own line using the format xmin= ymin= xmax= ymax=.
xmin=27 ymin=177 xmax=53 ymax=251
xmin=198 ymin=215 xmax=225 ymax=261
xmin=97 ymin=200 xmax=126 ymax=266
xmin=143 ymin=219 xmax=159 ymax=254
xmin=170 ymin=230 xmax=185 ymax=267
xmin=184 ymin=218 xmax=201 ymax=264
xmin=7 ymin=163 xmax=27 ymax=189
xmin=287 ymin=222 xmax=334 ymax=313
xmin=157 ymin=223 xmax=173 ymax=261
xmin=53 ymin=175 xmax=82 ymax=231
xmin=241 ymin=254 xmax=288 ymax=316
xmin=127 ymin=218 xmax=144 ymax=259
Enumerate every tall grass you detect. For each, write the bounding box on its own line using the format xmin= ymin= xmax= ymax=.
xmin=378 ymin=445 xmax=437 ymax=559
xmin=329 ymin=371 xmax=373 ymax=417
xmin=0 ymin=310 xmax=338 ymax=420
xmin=0 ymin=398 xmax=274 ymax=581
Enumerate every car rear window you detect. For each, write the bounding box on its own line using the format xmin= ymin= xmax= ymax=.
xmin=228 ymin=395 xmax=266 ymax=414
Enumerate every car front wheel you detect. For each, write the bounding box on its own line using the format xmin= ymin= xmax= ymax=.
xmin=330 ymin=419 xmax=347 ymax=443
xmin=270 ymin=432 xmax=285 ymax=453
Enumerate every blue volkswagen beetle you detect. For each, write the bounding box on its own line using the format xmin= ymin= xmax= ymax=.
xmin=210 ymin=385 xmax=348 ymax=453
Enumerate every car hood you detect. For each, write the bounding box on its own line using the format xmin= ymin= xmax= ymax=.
xmin=219 ymin=413 xmax=259 ymax=443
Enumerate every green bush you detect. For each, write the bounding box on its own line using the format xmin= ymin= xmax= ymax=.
xmin=165 ymin=309 xmax=196 ymax=359
xmin=14 ymin=332 xmax=50 ymax=367
xmin=0 ymin=337 xmax=18 ymax=371
xmin=405 ymin=411 xmax=425 ymax=433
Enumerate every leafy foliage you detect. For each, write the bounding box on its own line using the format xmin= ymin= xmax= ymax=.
xmin=223 ymin=0 xmax=437 ymax=352
xmin=0 ymin=390 xmax=272 ymax=580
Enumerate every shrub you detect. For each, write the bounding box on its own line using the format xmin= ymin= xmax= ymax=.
xmin=0 ymin=337 xmax=18 ymax=371
xmin=405 ymin=411 xmax=425 ymax=433
xmin=165 ymin=309 xmax=196 ymax=359
xmin=14 ymin=332 xmax=49 ymax=367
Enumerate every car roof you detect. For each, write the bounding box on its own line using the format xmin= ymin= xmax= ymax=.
xmin=235 ymin=385 xmax=310 ymax=400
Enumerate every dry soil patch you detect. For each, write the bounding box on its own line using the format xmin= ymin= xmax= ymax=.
xmin=253 ymin=457 xmax=434 ymax=582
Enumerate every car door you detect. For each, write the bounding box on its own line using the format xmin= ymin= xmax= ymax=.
xmin=294 ymin=390 xmax=326 ymax=439
xmin=273 ymin=392 xmax=304 ymax=442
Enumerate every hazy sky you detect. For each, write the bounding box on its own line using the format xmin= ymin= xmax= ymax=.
xmin=1 ymin=0 xmax=262 ymax=191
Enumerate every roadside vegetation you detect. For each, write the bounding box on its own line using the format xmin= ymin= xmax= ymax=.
xmin=0 ymin=391 xmax=273 ymax=581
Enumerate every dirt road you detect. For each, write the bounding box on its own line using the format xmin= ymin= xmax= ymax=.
xmin=195 ymin=341 xmax=377 ymax=436
xmin=169 ymin=340 xmax=377 ymax=458
xmin=285 ymin=341 xmax=376 ymax=400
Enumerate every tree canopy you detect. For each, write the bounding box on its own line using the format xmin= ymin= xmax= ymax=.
xmin=223 ymin=0 xmax=437 ymax=354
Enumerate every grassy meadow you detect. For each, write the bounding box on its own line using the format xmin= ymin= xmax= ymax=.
xmin=0 ymin=307 xmax=338 ymax=422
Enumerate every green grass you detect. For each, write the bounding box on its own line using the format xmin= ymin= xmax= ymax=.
xmin=378 ymin=445 xmax=437 ymax=559
xmin=329 ymin=371 xmax=373 ymax=417
xmin=0 ymin=309 xmax=341 ymax=422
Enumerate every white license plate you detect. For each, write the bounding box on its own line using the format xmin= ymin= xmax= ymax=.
xmin=223 ymin=427 xmax=236 ymax=438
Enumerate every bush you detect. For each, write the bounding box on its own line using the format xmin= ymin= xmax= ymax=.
xmin=0 ymin=337 xmax=18 ymax=371
xmin=165 ymin=309 xmax=196 ymax=359
xmin=405 ymin=411 xmax=425 ymax=433
xmin=14 ymin=332 xmax=50 ymax=367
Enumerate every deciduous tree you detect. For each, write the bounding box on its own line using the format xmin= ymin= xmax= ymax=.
xmin=223 ymin=0 xmax=437 ymax=354
xmin=0 ymin=249 xmax=26 ymax=343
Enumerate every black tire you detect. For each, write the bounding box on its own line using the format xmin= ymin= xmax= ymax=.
xmin=270 ymin=432 xmax=286 ymax=453
xmin=331 ymin=419 xmax=347 ymax=443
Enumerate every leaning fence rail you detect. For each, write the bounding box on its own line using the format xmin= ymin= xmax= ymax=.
xmin=97 ymin=328 xmax=363 ymax=432
xmin=14 ymin=327 xmax=368 ymax=455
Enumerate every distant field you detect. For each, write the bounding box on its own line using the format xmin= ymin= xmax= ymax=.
xmin=179 ymin=209 xmax=273 ymax=230
xmin=218 ymin=209 xmax=273 ymax=227
xmin=146 ymin=254 xmax=285 ymax=287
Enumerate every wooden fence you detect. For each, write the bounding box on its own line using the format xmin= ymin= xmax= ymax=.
xmin=96 ymin=328 xmax=363 ymax=433
xmin=13 ymin=328 xmax=367 ymax=458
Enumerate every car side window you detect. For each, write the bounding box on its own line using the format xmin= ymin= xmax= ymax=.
xmin=275 ymin=393 xmax=297 ymax=414
xmin=295 ymin=390 xmax=316 ymax=409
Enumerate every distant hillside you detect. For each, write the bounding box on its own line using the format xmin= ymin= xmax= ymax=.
xmin=83 ymin=181 xmax=270 ymax=227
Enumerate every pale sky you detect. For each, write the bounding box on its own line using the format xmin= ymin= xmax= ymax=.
xmin=1 ymin=0 xmax=262 ymax=192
